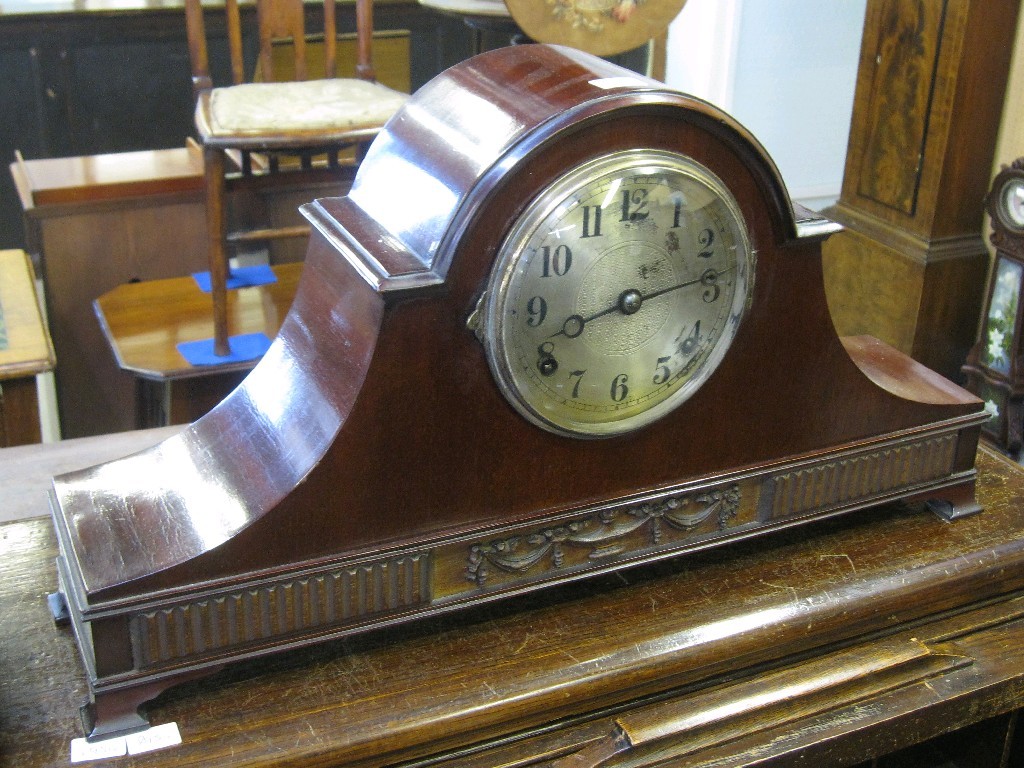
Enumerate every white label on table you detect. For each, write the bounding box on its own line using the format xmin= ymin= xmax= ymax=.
xmin=68 ymin=722 xmax=181 ymax=763
xmin=69 ymin=736 xmax=126 ymax=763
xmin=126 ymin=723 xmax=182 ymax=755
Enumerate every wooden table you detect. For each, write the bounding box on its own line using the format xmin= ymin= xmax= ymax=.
xmin=10 ymin=147 xmax=339 ymax=437
xmin=0 ymin=249 xmax=55 ymax=446
xmin=4 ymin=433 xmax=1024 ymax=766
xmin=94 ymin=263 xmax=303 ymax=427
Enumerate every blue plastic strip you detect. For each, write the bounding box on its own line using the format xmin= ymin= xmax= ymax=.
xmin=177 ymin=332 xmax=273 ymax=366
xmin=191 ymin=264 xmax=277 ymax=293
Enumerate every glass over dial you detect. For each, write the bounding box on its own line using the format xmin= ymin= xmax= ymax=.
xmin=1000 ymin=177 xmax=1024 ymax=231
xmin=481 ymin=149 xmax=754 ymax=438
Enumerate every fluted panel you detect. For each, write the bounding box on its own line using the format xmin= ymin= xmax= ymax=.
xmin=770 ymin=435 xmax=957 ymax=519
xmin=130 ymin=553 xmax=430 ymax=668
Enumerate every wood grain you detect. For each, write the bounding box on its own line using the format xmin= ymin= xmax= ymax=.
xmin=94 ymin=262 xmax=301 ymax=379
xmin=823 ymin=0 xmax=1019 ymax=382
xmin=3 ymin=445 xmax=1024 ymax=766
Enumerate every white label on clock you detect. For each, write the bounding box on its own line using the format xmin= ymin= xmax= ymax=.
xmin=590 ymin=77 xmax=649 ymax=90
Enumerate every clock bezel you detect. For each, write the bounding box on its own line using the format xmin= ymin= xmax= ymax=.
xmin=997 ymin=175 xmax=1024 ymax=233
xmin=480 ymin=148 xmax=754 ymax=438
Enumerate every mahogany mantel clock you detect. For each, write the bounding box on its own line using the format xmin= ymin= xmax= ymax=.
xmin=49 ymin=45 xmax=987 ymax=738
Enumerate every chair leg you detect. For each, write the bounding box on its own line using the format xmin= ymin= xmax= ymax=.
xmin=203 ymin=147 xmax=231 ymax=356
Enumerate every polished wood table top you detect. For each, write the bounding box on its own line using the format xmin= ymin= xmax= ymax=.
xmin=0 ymin=249 xmax=54 ymax=381
xmin=3 ymin=435 xmax=1024 ymax=766
xmin=94 ymin=263 xmax=302 ymax=381
xmin=11 ymin=146 xmax=204 ymax=209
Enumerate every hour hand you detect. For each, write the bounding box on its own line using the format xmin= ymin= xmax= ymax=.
xmin=548 ymin=289 xmax=645 ymax=339
xmin=551 ymin=314 xmax=586 ymax=339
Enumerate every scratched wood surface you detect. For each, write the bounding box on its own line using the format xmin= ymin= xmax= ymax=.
xmin=3 ymin=444 xmax=1024 ymax=766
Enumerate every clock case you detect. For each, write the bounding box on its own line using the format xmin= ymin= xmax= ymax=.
xmin=963 ymin=158 xmax=1024 ymax=453
xmin=49 ymin=44 xmax=988 ymax=739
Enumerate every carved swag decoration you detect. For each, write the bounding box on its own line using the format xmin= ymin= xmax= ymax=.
xmin=467 ymin=484 xmax=740 ymax=588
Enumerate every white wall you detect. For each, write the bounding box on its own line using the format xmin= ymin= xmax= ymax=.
xmin=993 ymin=9 xmax=1024 ymax=172
xmin=664 ymin=0 xmax=867 ymax=210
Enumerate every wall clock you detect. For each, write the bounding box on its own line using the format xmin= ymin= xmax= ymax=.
xmin=963 ymin=158 xmax=1024 ymax=454
xmin=48 ymin=44 xmax=988 ymax=739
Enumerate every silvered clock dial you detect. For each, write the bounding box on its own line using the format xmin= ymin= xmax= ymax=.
xmin=480 ymin=149 xmax=753 ymax=437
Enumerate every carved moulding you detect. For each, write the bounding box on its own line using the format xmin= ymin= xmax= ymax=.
xmin=56 ymin=423 xmax=975 ymax=706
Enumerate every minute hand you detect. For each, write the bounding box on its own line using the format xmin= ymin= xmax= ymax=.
xmin=638 ymin=265 xmax=733 ymax=303
xmin=549 ymin=266 xmax=732 ymax=340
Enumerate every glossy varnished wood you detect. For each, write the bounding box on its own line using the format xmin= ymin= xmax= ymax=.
xmin=47 ymin=46 xmax=988 ymax=737
xmin=11 ymin=145 xmax=345 ymax=436
xmin=4 ymin=444 xmax=1024 ymax=765
xmin=11 ymin=147 xmax=205 ymax=208
xmin=0 ymin=426 xmax=181 ymax=524
xmin=93 ymin=264 xmax=302 ymax=426
xmin=186 ymin=0 xmax=399 ymax=354
xmin=94 ymin=263 xmax=302 ymax=380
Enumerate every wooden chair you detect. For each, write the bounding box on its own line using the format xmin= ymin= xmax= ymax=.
xmin=184 ymin=0 xmax=406 ymax=356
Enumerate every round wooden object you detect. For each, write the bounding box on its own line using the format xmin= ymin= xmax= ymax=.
xmin=504 ymin=0 xmax=685 ymax=55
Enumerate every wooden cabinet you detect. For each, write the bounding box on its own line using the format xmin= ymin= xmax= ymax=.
xmin=11 ymin=148 xmax=211 ymax=437
xmin=11 ymin=147 xmax=346 ymax=437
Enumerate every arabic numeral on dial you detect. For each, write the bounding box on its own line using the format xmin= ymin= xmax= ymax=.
xmin=537 ymin=342 xmax=558 ymax=377
xmin=569 ymin=369 xmax=587 ymax=398
xmin=620 ymin=189 xmax=649 ymax=222
xmin=678 ymin=320 xmax=701 ymax=356
xmin=698 ymin=228 xmax=715 ymax=258
xmin=610 ymin=373 xmax=629 ymax=403
xmin=701 ymin=269 xmax=721 ymax=303
xmin=526 ymin=296 xmax=547 ymax=327
xmin=652 ymin=356 xmax=672 ymax=385
xmin=540 ymin=245 xmax=572 ymax=277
